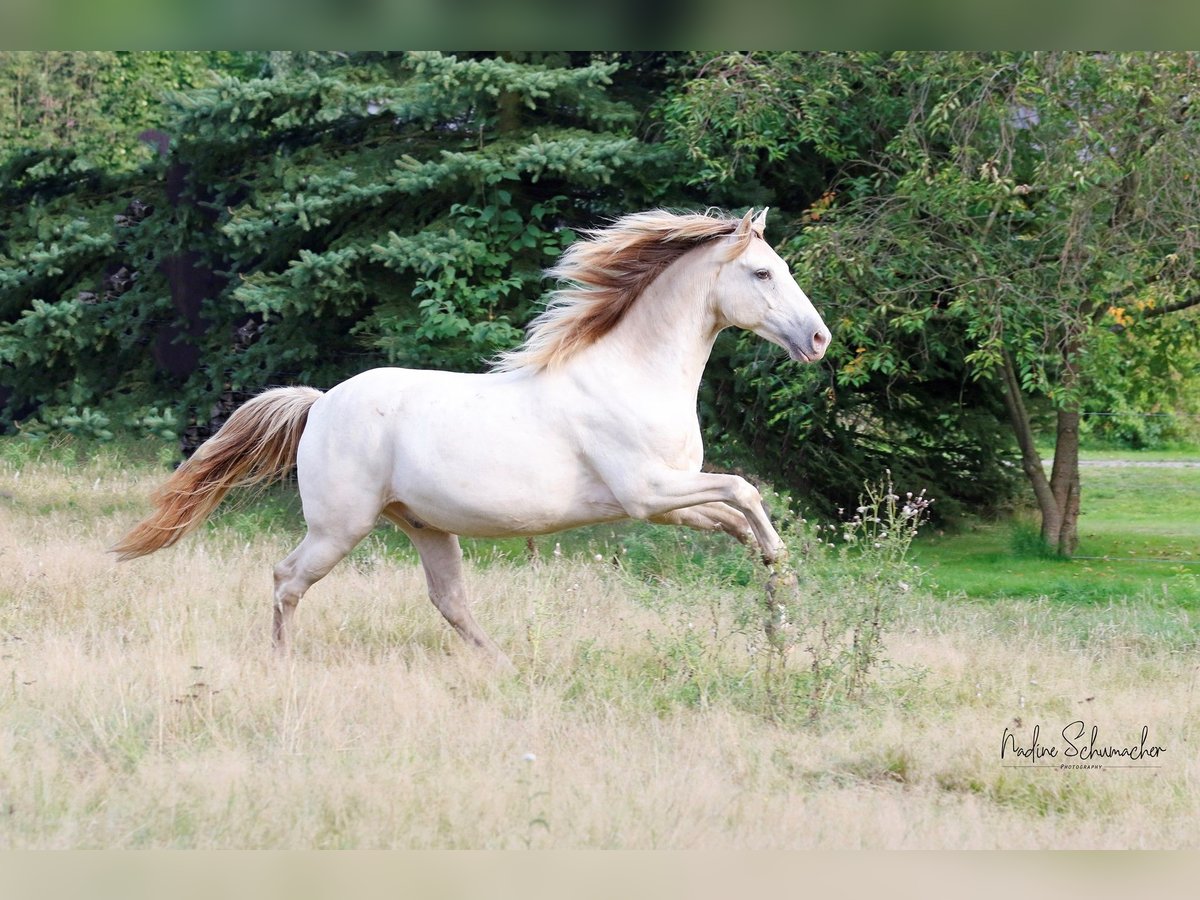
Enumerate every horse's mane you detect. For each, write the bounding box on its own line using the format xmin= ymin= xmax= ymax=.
xmin=492 ymin=209 xmax=755 ymax=373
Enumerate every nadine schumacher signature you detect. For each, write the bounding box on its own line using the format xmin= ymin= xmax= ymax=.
xmin=1001 ymin=721 xmax=1165 ymax=769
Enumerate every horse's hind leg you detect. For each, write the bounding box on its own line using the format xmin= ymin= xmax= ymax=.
xmin=273 ymin=520 xmax=376 ymax=654
xmin=383 ymin=509 xmax=511 ymax=669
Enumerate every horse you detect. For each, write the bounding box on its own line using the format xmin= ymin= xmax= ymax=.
xmin=113 ymin=207 xmax=831 ymax=666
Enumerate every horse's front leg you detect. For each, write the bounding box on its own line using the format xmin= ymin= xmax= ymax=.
xmin=384 ymin=509 xmax=514 ymax=670
xmin=615 ymin=471 xmax=786 ymax=565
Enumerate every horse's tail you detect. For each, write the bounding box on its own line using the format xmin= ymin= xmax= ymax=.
xmin=111 ymin=387 xmax=324 ymax=561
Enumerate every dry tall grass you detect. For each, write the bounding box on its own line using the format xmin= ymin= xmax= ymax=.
xmin=1 ymin=446 xmax=1197 ymax=848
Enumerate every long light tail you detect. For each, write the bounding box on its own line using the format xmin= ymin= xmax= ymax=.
xmin=112 ymin=387 xmax=324 ymax=561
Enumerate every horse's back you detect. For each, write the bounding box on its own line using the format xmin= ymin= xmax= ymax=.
xmin=299 ymin=365 xmax=511 ymax=475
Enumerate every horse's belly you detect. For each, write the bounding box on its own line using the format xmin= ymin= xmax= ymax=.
xmin=409 ymin=501 xmax=628 ymax=538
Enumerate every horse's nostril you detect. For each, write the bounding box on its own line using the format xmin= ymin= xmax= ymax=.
xmin=812 ymin=328 xmax=830 ymax=352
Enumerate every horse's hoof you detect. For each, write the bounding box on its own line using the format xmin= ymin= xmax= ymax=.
xmin=761 ymin=544 xmax=787 ymax=566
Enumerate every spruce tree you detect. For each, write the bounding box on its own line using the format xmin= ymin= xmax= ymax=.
xmin=0 ymin=51 xmax=672 ymax=446
xmin=0 ymin=147 xmax=179 ymax=439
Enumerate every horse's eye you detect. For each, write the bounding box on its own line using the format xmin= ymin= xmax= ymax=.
xmin=754 ymin=268 xmax=771 ymax=280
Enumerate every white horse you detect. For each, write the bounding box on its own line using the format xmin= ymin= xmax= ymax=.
xmin=114 ymin=208 xmax=830 ymax=664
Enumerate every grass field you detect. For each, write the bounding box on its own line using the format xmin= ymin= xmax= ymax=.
xmin=1 ymin=437 xmax=1197 ymax=848
xmin=912 ymin=458 xmax=1200 ymax=607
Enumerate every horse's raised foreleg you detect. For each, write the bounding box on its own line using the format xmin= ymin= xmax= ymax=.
xmin=612 ymin=471 xmax=786 ymax=565
xmin=384 ymin=510 xmax=512 ymax=669
xmin=650 ymin=501 xmax=755 ymax=547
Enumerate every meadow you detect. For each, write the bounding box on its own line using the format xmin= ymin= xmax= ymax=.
xmin=0 ymin=437 xmax=1197 ymax=848
xmin=913 ymin=460 xmax=1200 ymax=608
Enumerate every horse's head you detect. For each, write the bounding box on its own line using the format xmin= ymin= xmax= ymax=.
xmin=710 ymin=208 xmax=831 ymax=363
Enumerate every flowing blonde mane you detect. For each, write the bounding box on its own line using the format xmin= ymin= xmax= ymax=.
xmin=493 ymin=209 xmax=756 ymax=372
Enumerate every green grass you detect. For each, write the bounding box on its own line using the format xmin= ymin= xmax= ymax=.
xmin=1078 ymin=447 xmax=1200 ymax=462
xmin=1039 ymin=443 xmax=1200 ymax=462
xmin=913 ymin=460 xmax=1200 ymax=607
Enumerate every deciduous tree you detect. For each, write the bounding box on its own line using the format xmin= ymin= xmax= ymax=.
xmin=793 ymin=51 xmax=1200 ymax=553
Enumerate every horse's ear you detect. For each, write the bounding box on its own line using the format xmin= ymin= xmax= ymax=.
xmin=751 ymin=206 xmax=769 ymax=236
xmin=722 ymin=208 xmax=758 ymax=260
xmin=734 ymin=208 xmax=755 ymax=237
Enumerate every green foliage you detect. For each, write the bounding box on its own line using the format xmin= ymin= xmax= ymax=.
xmin=660 ymin=51 xmax=901 ymax=202
xmin=1082 ymin=308 xmax=1200 ymax=448
xmin=0 ymin=146 xmax=178 ymax=434
xmin=354 ymin=197 xmax=574 ymax=370
xmin=792 ymin=52 xmax=1200 ymax=415
xmin=15 ymin=403 xmax=179 ymax=443
xmin=780 ymin=52 xmax=1200 ymax=529
xmin=701 ymin=322 xmax=1018 ymax=522
xmin=0 ymin=51 xmax=248 ymax=171
xmin=0 ymin=53 xmax=256 ymax=438
xmin=1 ymin=51 xmax=677 ymax=444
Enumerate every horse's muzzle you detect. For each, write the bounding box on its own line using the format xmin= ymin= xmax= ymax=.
xmin=785 ymin=326 xmax=830 ymax=363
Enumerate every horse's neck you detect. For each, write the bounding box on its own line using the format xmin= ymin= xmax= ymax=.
xmin=581 ymin=262 xmax=720 ymax=399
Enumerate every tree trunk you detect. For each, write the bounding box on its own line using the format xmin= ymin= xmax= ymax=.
xmin=1048 ymin=331 xmax=1084 ymax=555
xmin=1046 ymin=407 xmax=1082 ymax=556
xmin=998 ymin=349 xmax=1081 ymax=557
